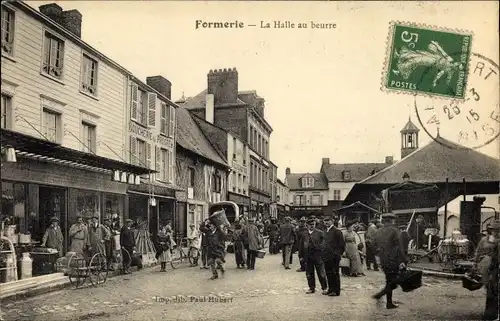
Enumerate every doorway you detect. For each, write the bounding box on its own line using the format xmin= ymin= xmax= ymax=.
xmin=38 ymin=187 xmax=67 ymax=252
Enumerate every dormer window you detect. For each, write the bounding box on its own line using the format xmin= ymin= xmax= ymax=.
xmin=342 ymin=171 xmax=351 ymax=181
xmin=301 ymin=177 xmax=314 ymax=188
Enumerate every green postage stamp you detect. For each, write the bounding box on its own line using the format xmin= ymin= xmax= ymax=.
xmin=383 ymin=22 xmax=473 ymax=99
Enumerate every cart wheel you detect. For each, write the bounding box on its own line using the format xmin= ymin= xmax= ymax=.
xmin=68 ymin=254 xmax=86 ymax=288
xmin=170 ymin=249 xmax=180 ymax=269
xmin=188 ymin=248 xmax=198 ymax=265
xmin=89 ymin=253 xmax=108 ymax=286
xmin=120 ymin=248 xmax=131 ymax=274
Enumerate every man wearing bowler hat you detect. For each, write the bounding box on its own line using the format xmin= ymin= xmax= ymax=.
xmin=321 ymin=216 xmax=345 ymax=296
xmin=372 ymin=213 xmax=407 ymax=309
xmin=300 ymin=218 xmax=328 ymax=294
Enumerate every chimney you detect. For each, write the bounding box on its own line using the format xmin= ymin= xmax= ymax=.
xmin=207 ymin=68 xmax=238 ymax=105
xmin=385 ymin=156 xmax=394 ymax=164
xmin=61 ymin=10 xmax=82 ymax=37
xmin=322 ymin=158 xmax=330 ymax=165
xmin=205 ymin=94 xmax=214 ymax=124
xmin=39 ymin=3 xmax=63 ymax=25
xmin=285 ymin=167 xmax=291 ymax=175
xmin=146 ymin=76 xmax=172 ymax=99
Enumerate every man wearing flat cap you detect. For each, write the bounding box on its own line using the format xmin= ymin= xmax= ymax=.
xmin=120 ymin=219 xmax=136 ymax=274
xmin=372 ymin=213 xmax=407 ymax=309
xmin=321 ymin=216 xmax=345 ymax=296
xmin=279 ymin=216 xmax=295 ymax=269
xmin=299 ymin=218 xmax=328 ymax=294
xmin=41 ymin=216 xmax=64 ymax=257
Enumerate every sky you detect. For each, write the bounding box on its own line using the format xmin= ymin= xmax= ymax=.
xmin=27 ymin=1 xmax=499 ymax=180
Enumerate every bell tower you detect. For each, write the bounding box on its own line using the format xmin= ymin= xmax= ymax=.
xmin=401 ymin=117 xmax=420 ymax=159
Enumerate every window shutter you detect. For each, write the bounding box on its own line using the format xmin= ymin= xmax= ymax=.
xmin=160 ymin=103 xmax=167 ymax=135
xmin=130 ymin=83 xmax=139 ymax=121
xmin=129 ymin=137 xmax=137 ymax=165
xmin=145 ymin=142 xmax=152 ymax=170
xmin=169 ymin=106 xmax=175 ymax=138
xmin=147 ymin=92 xmax=157 ymax=127
xmin=155 ymin=146 xmax=161 ymax=181
xmin=168 ymin=149 xmax=174 ymax=183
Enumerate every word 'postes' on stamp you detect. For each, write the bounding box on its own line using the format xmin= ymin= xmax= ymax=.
xmin=384 ymin=22 xmax=472 ymax=99
xmin=415 ymin=53 xmax=499 ymax=150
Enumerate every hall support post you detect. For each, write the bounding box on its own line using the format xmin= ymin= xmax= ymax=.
xmin=443 ymin=178 xmax=449 ymax=238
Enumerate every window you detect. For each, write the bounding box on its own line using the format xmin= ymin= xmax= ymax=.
xmin=158 ymin=149 xmax=170 ymax=182
xmin=81 ymin=54 xmax=98 ymax=95
xmin=243 ymin=145 xmax=247 ymax=165
xmin=301 ymin=177 xmax=314 ymax=188
xmin=294 ymin=195 xmax=305 ymax=205
xmin=81 ymin=122 xmax=96 ymax=153
xmin=137 ymin=89 xmax=146 ymax=125
xmin=136 ymin=139 xmax=146 ymax=166
xmin=43 ymin=31 xmax=65 ymax=79
xmin=242 ymin=176 xmax=246 ymax=194
xmin=238 ymin=174 xmax=242 ymax=193
xmin=1 ymin=7 xmax=14 ymax=56
xmin=342 ymin=171 xmax=352 ymax=181
xmin=188 ymin=168 xmax=195 ymax=187
xmin=312 ymin=195 xmax=321 ymax=205
xmin=168 ymin=106 xmax=175 ymax=138
xmin=1 ymin=94 xmax=12 ymax=129
xmin=212 ymin=174 xmax=221 ymax=193
xmin=232 ymin=172 xmax=236 ymax=192
xmin=188 ymin=204 xmax=195 ymax=228
xmin=257 ymin=134 xmax=261 ymax=155
xmin=333 ymin=190 xmax=341 ymax=201
xmin=160 ymin=103 xmax=168 ymax=135
xmin=42 ymin=109 xmax=60 ymax=142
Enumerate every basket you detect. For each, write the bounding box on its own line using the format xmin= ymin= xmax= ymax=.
xmin=462 ymin=274 xmax=483 ymax=291
xmin=226 ymin=243 xmax=235 ymax=254
xmin=209 ymin=210 xmax=230 ymax=227
xmin=256 ymin=250 xmax=266 ymax=259
xmin=398 ymin=269 xmax=422 ymax=292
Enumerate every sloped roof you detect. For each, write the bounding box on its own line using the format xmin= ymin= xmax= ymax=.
xmin=321 ymin=163 xmax=391 ymax=182
xmin=334 ymin=201 xmax=381 ymax=214
xmin=176 ymin=108 xmax=228 ymax=168
xmin=285 ymin=173 xmax=328 ymax=190
xmin=179 ymin=89 xmax=246 ymax=110
xmin=401 ymin=118 xmax=420 ymax=133
xmin=359 ymin=137 xmax=500 ymax=184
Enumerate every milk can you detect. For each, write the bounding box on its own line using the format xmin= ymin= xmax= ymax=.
xmin=20 ymin=252 xmax=33 ymax=279
xmin=451 ymin=229 xmax=461 ymax=242
xmin=5 ymin=253 xmax=17 ymax=282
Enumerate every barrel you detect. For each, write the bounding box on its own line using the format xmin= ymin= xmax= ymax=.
xmin=209 ymin=210 xmax=230 ymax=227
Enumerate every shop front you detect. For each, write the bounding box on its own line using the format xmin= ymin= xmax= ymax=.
xmin=289 ymin=206 xmax=328 ymax=218
xmin=0 ymin=129 xmax=150 ymax=283
xmin=228 ymin=192 xmax=250 ymax=219
xmin=250 ymin=190 xmax=270 ymax=220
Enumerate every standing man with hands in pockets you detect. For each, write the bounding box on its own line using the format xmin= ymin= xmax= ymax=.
xmin=321 ymin=216 xmax=345 ymax=296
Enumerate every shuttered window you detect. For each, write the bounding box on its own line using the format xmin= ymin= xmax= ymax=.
xmin=147 ymin=92 xmax=157 ymax=127
xmin=160 ymin=103 xmax=167 ymax=135
xmin=130 ymin=83 xmax=139 ymax=121
xmin=168 ymin=106 xmax=175 ymax=138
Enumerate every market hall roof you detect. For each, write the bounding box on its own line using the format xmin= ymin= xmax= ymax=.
xmin=0 ymin=128 xmax=152 ymax=175
xmin=175 ymin=108 xmax=229 ymax=168
xmin=285 ymin=172 xmax=329 ymax=190
xmin=343 ymin=137 xmax=500 ymax=204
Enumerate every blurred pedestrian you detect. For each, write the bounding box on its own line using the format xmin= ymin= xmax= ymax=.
xmin=200 ymin=219 xmax=227 ymax=280
xmin=187 ymin=223 xmax=201 ymax=267
xmin=365 ymin=220 xmax=379 ymax=271
xmin=232 ymin=222 xmax=245 ymax=268
xmin=267 ymin=218 xmax=280 ymax=254
xmin=242 ymin=218 xmax=263 ymax=270
xmin=279 ymin=217 xmax=295 ymax=269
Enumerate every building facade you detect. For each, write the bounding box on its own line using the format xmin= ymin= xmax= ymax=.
xmin=0 ymin=1 xmax=149 ymax=264
xmin=178 ymin=68 xmax=274 ymax=220
xmin=276 ymin=178 xmax=290 ymax=218
xmin=285 ymin=169 xmax=329 ymax=217
xmin=125 ymin=75 xmax=178 ymax=235
xmin=175 ymin=107 xmax=229 ymax=237
xmin=269 ymin=162 xmax=278 ymax=218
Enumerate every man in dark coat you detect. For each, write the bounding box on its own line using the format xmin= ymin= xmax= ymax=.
xmin=316 ymin=216 xmax=326 ymax=231
xmin=372 ymin=213 xmax=408 ymax=309
xmin=321 ymin=216 xmax=345 ymax=296
xmin=365 ymin=220 xmax=379 ymax=271
xmin=267 ymin=218 xmax=280 ymax=254
xmin=199 ymin=221 xmax=210 ymax=269
xmin=300 ymin=218 xmax=328 ymax=294
xmin=120 ymin=219 xmax=135 ymax=274
xmin=295 ymin=217 xmax=307 ymax=272
xmin=279 ymin=217 xmax=295 ymax=269
xmin=199 ymin=219 xmax=227 ymax=280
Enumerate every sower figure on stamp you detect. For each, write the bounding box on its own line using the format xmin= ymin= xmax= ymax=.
xmin=199 ymin=219 xmax=227 ymax=280
xmin=321 ymin=216 xmax=345 ymax=296
xmin=300 ymin=218 xmax=328 ymax=294
xmin=372 ymin=213 xmax=408 ymax=309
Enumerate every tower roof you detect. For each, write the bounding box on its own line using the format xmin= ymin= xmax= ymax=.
xmin=400 ymin=117 xmax=420 ymax=133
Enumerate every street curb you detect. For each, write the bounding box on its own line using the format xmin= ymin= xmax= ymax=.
xmin=0 ymin=262 xmax=159 ymax=303
xmin=411 ymin=268 xmax=464 ymax=280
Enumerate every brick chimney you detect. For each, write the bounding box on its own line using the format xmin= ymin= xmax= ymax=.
xmin=207 ymin=68 xmax=238 ymax=105
xmin=146 ymin=76 xmax=172 ymax=99
xmin=322 ymin=158 xmax=330 ymax=165
xmin=40 ymin=4 xmax=82 ymax=38
xmin=39 ymin=3 xmax=63 ymax=24
xmin=385 ymin=156 xmax=394 ymax=164
xmin=285 ymin=167 xmax=291 ymax=175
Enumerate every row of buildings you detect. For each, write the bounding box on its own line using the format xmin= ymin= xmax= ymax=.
xmin=0 ymin=1 xmax=290 ymax=255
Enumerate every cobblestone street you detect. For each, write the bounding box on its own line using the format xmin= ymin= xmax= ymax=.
xmin=2 ymin=253 xmax=485 ymax=321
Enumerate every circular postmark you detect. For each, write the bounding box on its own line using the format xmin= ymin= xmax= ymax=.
xmin=414 ymin=52 xmax=499 ymax=150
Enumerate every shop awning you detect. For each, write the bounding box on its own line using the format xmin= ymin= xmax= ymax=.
xmin=1 ymin=128 xmax=153 ymax=175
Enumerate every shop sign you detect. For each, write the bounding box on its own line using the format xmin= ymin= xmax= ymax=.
xmin=176 ymin=190 xmax=187 ymax=202
xmin=129 ymin=121 xmax=155 ymax=142
xmin=293 ymin=207 xmax=322 ymax=211
xmin=157 ymin=135 xmax=174 ymax=149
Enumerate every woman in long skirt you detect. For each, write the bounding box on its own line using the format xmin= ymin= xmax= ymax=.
xmin=156 ymin=226 xmax=172 ymax=272
xmin=344 ymin=222 xmax=364 ymax=277
xmin=233 ymin=223 xmax=245 ymax=268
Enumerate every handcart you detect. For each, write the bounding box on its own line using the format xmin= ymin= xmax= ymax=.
xmin=438 ymin=238 xmax=472 ymax=267
xmin=67 ymin=251 xmax=108 ymax=288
